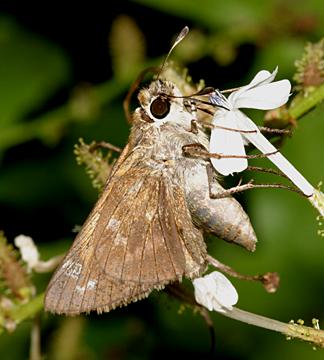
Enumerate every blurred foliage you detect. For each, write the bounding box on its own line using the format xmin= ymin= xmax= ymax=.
xmin=0 ymin=0 xmax=324 ymax=359
xmin=74 ymin=139 xmax=117 ymax=192
xmin=109 ymin=15 xmax=146 ymax=80
xmin=0 ymin=16 xmax=70 ymax=127
xmin=0 ymin=232 xmax=32 ymax=301
xmin=294 ymin=39 xmax=324 ymax=89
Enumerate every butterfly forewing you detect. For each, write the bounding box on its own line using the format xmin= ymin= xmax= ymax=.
xmin=45 ymin=146 xmax=207 ymax=315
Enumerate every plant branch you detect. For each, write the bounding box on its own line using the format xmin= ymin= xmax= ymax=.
xmin=289 ymin=83 xmax=324 ymax=119
xmin=220 ymin=306 xmax=324 ymax=348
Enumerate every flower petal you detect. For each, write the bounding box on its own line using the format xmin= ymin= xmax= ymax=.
xmin=210 ymin=110 xmax=248 ymax=175
xmin=193 ymin=271 xmax=238 ymax=313
xmin=193 ymin=277 xmax=214 ymax=311
xmin=229 ymin=68 xmax=278 ymax=106
xmin=249 ymin=67 xmax=278 ymax=86
xmin=231 ymin=80 xmax=291 ymax=110
xmin=236 ymin=111 xmax=314 ymax=196
xmin=208 ymin=271 xmax=238 ymax=310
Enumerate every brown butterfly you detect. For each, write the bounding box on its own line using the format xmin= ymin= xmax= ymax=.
xmin=45 ymin=28 xmax=257 ymax=315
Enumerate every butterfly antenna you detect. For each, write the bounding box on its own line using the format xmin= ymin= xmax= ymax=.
xmin=123 ymin=27 xmax=189 ymax=123
xmin=156 ymin=26 xmax=189 ymax=80
xmin=123 ymin=66 xmax=159 ymax=123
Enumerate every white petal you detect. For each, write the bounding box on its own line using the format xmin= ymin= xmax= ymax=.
xmin=210 ymin=110 xmax=248 ymax=175
xmin=193 ymin=271 xmax=238 ymax=313
xmin=249 ymin=67 xmax=278 ymax=87
xmin=229 ymin=68 xmax=278 ymax=106
xmin=208 ymin=271 xmax=238 ymax=310
xmin=232 ymin=80 xmax=291 ymax=110
xmin=236 ymin=111 xmax=314 ymax=196
xmin=193 ymin=277 xmax=213 ymax=311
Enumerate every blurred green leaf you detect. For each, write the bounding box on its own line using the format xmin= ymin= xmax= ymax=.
xmin=0 ymin=16 xmax=70 ymax=126
xmin=252 ymin=38 xmax=305 ymax=78
xmin=135 ymin=0 xmax=324 ymax=35
xmin=134 ymin=0 xmax=272 ymax=29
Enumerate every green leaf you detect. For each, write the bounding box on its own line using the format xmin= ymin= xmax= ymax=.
xmin=0 ymin=16 xmax=71 ymax=126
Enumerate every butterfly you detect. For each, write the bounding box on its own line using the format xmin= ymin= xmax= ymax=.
xmin=45 ymin=28 xmax=257 ymax=315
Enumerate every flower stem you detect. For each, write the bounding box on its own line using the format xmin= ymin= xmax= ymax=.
xmin=29 ymin=315 xmax=42 ymax=360
xmin=221 ymin=306 xmax=324 ymax=348
xmin=289 ymin=83 xmax=324 ymax=119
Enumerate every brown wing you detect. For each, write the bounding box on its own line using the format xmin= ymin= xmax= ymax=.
xmin=45 ymin=146 xmax=207 ymax=315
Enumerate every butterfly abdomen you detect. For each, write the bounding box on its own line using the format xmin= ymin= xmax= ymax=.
xmin=184 ymin=164 xmax=257 ymax=252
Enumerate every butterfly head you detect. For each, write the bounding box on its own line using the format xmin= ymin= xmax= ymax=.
xmin=138 ymin=79 xmax=193 ymax=128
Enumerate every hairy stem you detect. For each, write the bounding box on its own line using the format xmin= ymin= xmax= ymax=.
xmin=289 ymin=83 xmax=324 ymax=119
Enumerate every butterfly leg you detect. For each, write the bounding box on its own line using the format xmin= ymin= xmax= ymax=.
xmin=182 ymin=143 xmax=209 ymax=158
xmin=183 ymin=98 xmax=199 ymax=134
xmin=206 ymin=255 xmax=279 ymax=293
xmin=206 ymin=164 xmax=259 ymax=199
xmin=206 ymin=164 xmax=305 ymax=199
xmin=182 ymin=143 xmax=279 ymax=160
xmin=258 ymin=126 xmax=292 ymax=136
xmin=190 ymin=119 xmax=199 ymax=134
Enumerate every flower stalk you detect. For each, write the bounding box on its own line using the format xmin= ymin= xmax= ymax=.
xmin=220 ymin=306 xmax=324 ymax=348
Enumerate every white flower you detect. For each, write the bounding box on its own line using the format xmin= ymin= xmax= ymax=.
xmin=209 ymin=68 xmax=314 ymax=197
xmin=193 ymin=271 xmax=238 ymax=312
xmin=14 ymin=235 xmax=40 ymax=272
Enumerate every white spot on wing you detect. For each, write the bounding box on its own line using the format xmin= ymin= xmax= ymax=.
xmin=62 ymin=259 xmax=72 ymax=269
xmin=106 ymin=218 xmax=120 ymax=231
xmin=64 ymin=261 xmax=82 ymax=279
xmin=145 ymin=210 xmax=155 ymax=221
xmin=75 ymin=279 xmax=97 ymax=294
xmin=87 ymin=279 xmax=97 ymax=289
xmin=76 ymin=285 xmax=85 ymax=293
xmin=114 ymin=234 xmax=127 ymax=246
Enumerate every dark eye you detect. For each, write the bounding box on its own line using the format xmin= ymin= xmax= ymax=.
xmin=150 ymin=97 xmax=170 ymax=119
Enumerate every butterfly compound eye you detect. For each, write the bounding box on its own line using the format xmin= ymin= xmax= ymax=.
xmin=150 ymin=97 xmax=170 ymax=119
